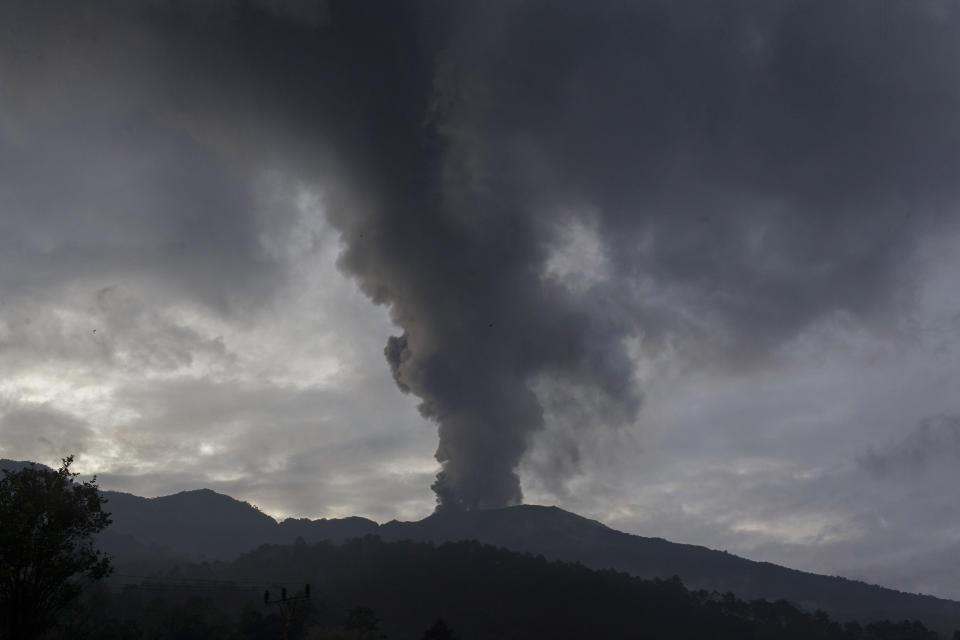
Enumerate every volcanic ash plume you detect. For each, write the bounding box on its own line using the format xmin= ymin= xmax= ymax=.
xmin=329 ymin=0 xmax=960 ymax=511
xmin=5 ymin=0 xmax=957 ymax=511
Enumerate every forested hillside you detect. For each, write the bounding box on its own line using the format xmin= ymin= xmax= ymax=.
xmin=63 ymin=537 xmax=944 ymax=639
xmin=4 ymin=460 xmax=958 ymax=636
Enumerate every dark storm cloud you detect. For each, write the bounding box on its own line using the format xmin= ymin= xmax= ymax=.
xmin=2 ymin=1 xmax=959 ymax=510
xmin=335 ymin=0 xmax=960 ymax=508
xmin=434 ymin=1 xmax=960 ymax=358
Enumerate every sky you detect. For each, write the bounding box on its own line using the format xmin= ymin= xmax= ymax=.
xmin=2 ymin=0 xmax=960 ymax=599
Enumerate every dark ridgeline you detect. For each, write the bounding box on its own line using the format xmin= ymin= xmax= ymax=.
xmin=0 ymin=459 xmax=950 ymax=636
xmin=57 ymin=536 xmax=944 ymax=640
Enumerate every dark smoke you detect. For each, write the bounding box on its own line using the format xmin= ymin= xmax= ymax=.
xmin=330 ymin=0 xmax=960 ymax=509
xmin=2 ymin=1 xmax=959 ymax=510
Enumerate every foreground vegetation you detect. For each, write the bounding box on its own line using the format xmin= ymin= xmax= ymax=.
xmin=0 ymin=458 xmax=112 ymax=640
xmin=45 ymin=536 xmax=948 ymax=639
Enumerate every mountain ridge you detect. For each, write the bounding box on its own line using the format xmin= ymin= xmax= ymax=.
xmin=4 ymin=458 xmax=960 ymax=633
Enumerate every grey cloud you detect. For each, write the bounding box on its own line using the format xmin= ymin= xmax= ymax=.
xmin=0 ymin=405 xmax=94 ymax=462
xmin=577 ymin=452 xmax=960 ymax=598
xmin=330 ymin=0 xmax=960 ymax=508
xmin=861 ymin=415 xmax=960 ymax=476
xmin=3 ymin=0 xmax=960 ymax=512
xmin=0 ymin=1 xmax=295 ymax=318
xmin=93 ymin=375 xmax=436 ymax=520
xmin=528 ymin=339 xmax=960 ymax=599
xmin=436 ymin=1 xmax=960 ymax=358
xmin=0 ymin=284 xmax=235 ymax=381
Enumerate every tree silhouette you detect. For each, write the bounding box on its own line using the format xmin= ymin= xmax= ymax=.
xmin=0 ymin=456 xmax=112 ymax=639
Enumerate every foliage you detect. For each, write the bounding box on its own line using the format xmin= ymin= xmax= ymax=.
xmin=35 ymin=534 xmax=948 ymax=639
xmin=422 ymin=619 xmax=460 ymax=640
xmin=0 ymin=456 xmax=112 ymax=639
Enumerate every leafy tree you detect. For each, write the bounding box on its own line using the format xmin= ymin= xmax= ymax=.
xmin=0 ymin=456 xmax=113 ymax=639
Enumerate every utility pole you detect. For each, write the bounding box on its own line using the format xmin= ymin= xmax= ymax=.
xmin=264 ymin=584 xmax=311 ymax=640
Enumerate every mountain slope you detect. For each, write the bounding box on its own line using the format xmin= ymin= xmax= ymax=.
xmin=3 ymin=459 xmax=959 ymax=633
xmin=380 ymin=505 xmax=960 ymax=632
xmin=0 ymin=458 xmax=49 ymax=474
xmin=170 ymin=537 xmax=941 ymax=640
xmin=99 ymin=489 xmax=378 ymax=562
xmin=100 ymin=489 xmax=280 ymax=559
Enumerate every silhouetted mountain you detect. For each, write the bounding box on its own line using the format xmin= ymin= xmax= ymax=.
xmin=4 ymin=459 xmax=959 ymax=633
xmin=98 ymin=490 xmax=379 ymax=561
xmin=0 ymin=458 xmax=49 ymax=474
xmin=380 ymin=505 xmax=960 ymax=633
xmin=99 ymin=489 xmax=279 ymax=559
xmin=101 ymin=537 xmax=943 ymax=640
xmin=0 ymin=459 xmax=376 ymax=564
